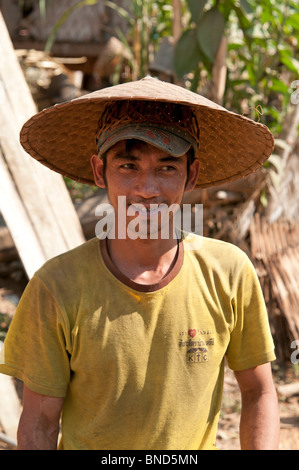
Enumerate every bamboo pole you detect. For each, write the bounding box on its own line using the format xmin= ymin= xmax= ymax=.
xmin=0 ymin=11 xmax=85 ymax=277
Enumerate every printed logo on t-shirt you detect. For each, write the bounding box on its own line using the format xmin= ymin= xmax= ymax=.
xmin=178 ymin=328 xmax=214 ymax=364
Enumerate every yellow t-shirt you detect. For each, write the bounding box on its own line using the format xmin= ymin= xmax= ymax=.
xmin=0 ymin=235 xmax=275 ymax=450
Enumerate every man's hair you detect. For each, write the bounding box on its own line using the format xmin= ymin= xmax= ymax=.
xmin=96 ymin=100 xmax=200 ymax=149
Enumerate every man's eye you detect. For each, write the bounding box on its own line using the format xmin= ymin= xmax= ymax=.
xmin=161 ymin=165 xmax=176 ymax=171
xmin=121 ymin=163 xmax=136 ymax=169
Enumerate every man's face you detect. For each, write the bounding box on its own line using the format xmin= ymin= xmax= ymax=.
xmin=91 ymin=140 xmax=199 ymax=238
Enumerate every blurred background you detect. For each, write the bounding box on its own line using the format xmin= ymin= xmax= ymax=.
xmin=0 ymin=0 xmax=299 ymax=449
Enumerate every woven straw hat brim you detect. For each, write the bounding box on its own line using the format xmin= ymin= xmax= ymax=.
xmin=20 ymin=77 xmax=274 ymax=189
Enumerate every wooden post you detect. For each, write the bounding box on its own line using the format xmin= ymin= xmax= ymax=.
xmin=0 ymin=12 xmax=86 ymax=440
xmin=0 ymin=149 xmax=45 ymax=277
xmin=0 ymin=11 xmax=85 ymax=276
xmin=211 ymin=36 xmax=227 ymax=105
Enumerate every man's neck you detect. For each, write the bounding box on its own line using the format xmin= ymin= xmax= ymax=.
xmin=106 ymin=236 xmax=180 ymax=285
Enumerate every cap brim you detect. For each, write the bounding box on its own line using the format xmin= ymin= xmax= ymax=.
xmin=98 ymin=124 xmax=193 ymax=157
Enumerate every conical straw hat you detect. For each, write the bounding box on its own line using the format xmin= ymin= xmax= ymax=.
xmin=20 ymin=76 xmax=274 ymax=189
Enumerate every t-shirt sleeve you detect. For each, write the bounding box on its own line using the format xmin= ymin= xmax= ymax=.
xmin=225 ymin=256 xmax=276 ymax=371
xmin=0 ymin=274 xmax=70 ymax=397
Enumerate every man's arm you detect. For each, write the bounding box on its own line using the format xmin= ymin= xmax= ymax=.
xmin=234 ymin=362 xmax=280 ymax=450
xmin=17 ymin=384 xmax=64 ymax=450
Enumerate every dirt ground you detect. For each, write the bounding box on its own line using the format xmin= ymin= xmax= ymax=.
xmin=0 ymin=275 xmax=299 ymax=451
xmin=217 ymin=366 xmax=299 ymax=450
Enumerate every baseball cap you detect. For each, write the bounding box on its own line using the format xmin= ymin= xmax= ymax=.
xmin=97 ymin=122 xmax=198 ymax=157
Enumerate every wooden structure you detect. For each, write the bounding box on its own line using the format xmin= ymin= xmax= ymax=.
xmin=250 ymin=214 xmax=299 ymax=363
xmin=0 ymin=11 xmax=85 ymax=443
xmin=0 ymin=11 xmax=85 ymax=277
xmin=0 ymin=0 xmax=130 ymax=88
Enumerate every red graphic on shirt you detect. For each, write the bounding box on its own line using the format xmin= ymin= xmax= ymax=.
xmin=188 ymin=329 xmax=197 ymax=338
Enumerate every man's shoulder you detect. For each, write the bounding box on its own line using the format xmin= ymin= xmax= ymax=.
xmin=35 ymin=237 xmax=101 ymax=281
xmin=202 ymin=236 xmax=247 ymax=258
xmin=183 ymin=233 xmax=249 ymax=273
xmin=183 ymin=233 xmax=247 ymax=259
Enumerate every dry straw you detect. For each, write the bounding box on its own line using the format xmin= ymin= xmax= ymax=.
xmin=20 ymin=76 xmax=274 ymax=189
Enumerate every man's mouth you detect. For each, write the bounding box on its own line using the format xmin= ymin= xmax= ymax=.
xmin=128 ymin=203 xmax=168 ymax=219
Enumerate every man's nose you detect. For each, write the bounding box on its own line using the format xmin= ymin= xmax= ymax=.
xmin=133 ymin=171 xmax=160 ymax=199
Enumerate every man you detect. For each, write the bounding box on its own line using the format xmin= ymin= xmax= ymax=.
xmin=0 ymin=77 xmax=279 ymax=450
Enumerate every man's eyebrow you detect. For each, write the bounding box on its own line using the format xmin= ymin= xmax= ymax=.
xmin=111 ymin=152 xmax=138 ymax=161
xmin=158 ymin=155 xmax=182 ymax=163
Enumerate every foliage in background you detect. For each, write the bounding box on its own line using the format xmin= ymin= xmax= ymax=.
xmin=41 ymin=0 xmax=175 ymax=195
xmin=20 ymin=0 xmax=299 ymax=198
xmin=174 ymin=0 xmax=299 ymax=135
xmin=174 ymin=0 xmax=299 ymax=204
xmin=43 ymin=0 xmax=174 ymax=81
xmin=41 ymin=0 xmax=299 ymax=135
xmin=103 ymin=0 xmax=174 ymax=81
xmin=0 ymin=313 xmax=12 ymax=342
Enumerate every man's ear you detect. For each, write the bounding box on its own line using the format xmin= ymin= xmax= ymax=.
xmin=90 ymin=154 xmax=106 ymax=188
xmin=185 ymin=158 xmax=200 ymax=192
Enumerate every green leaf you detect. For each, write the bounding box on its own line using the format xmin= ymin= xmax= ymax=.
xmin=239 ymin=0 xmax=254 ymax=15
xmin=174 ymin=28 xmax=203 ymax=78
xmin=196 ymin=8 xmax=225 ymax=63
xmin=287 ymin=12 xmax=299 ymax=29
xmin=260 ymin=8 xmax=273 ymax=25
xmin=260 ymin=188 xmax=268 ymax=208
xmin=187 ymin=0 xmax=207 ymax=24
xmin=104 ymin=0 xmax=134 ymax=25
xmin=39 ymin=0 xmax=47 ymax=20
xmin=228 ymin=41 xmax=244 ymax=51
xmin=245 ymin=62 xmax=257 ymax=85
xmin=233 ymin=5 xmax=252 ymax=31
xmin=280 ymin=55 xmax=299 ymax=74
xmin=268 ymin=78 xmax=290 ymax=94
